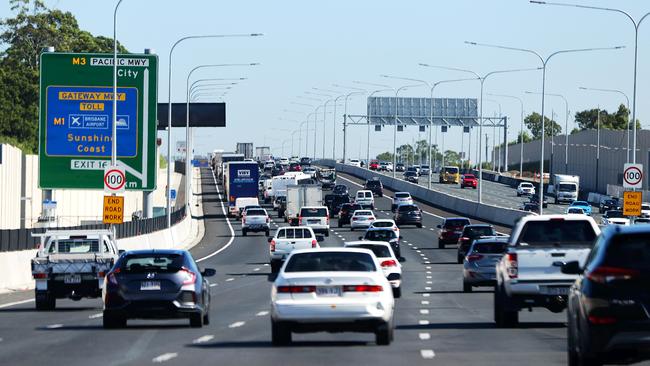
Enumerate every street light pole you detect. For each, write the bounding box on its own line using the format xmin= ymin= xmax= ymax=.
xmin=466 ymin=41 xmax=623 ymax=213
xmin=526 ymin=91 xmax=570 ymax=174
xmin=342 ymin=91 xmax=366 ymax=164
xmin=488 ymin=93 xmax=525 ymax=177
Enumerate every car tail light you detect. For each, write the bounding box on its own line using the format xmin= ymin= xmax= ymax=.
xmin=586 ymin=266 xmax=639 ymax=284
xmin=343 ymin=285 xmax=383 ymax=292
xmin=381 ymin=259 xmax=397 ymax=267
xmin=311 ymin=239 xmax=317 ymax=248
xmin=352 ymin=217 xmax=358 ymax=221
xmin=588 ymin=315 xmax=617 ymax=325
xmin=107 ymin=267 xmax=121 ymax=285
xmin=466 ymin=254 xmax=484 ymax=262
xmin=326 ymin=216 xmax=330 ymax=225
xmin=179 ymin=267 xmax=196 ymax=285
xmin=98 ymin=271 xmax=106 ymax=277
xmin=266 ymin=217 xmax=270 ymax=223
xmin=270 ymin=240 xmax=276 ymax=252
xmin=242 ymin=217 xmax=246 ymax=225
xmin=505 ymin=253 xmax=518 ymax=279
xmin=460 ymin=237 xmax=469 ymax=242
xmin=33 ymin=273 xmax=47 ymax=279
xmin=298 ymin=216 xmax=303 ymax=225
xmin=277 ymin=285 xmax=316 ymax=293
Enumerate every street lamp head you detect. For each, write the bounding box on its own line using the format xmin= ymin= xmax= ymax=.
xmin=250 ymin=33 xmax=264 ymax=37
xmin=530 ymin=1 xmax=547 ymax=4
xmin=464 ymin=41 xmax=478 ymax=46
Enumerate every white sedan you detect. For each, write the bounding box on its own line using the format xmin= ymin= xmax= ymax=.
xmin=369 ymin=219 xmax=400 ymax=238
xmin=344 ymin=241 xmax=402 ymax=298
xmin=271 ymin=248 xmax=395 ymax=346
xmin=350 ymin=210 xmax=376 ymax=230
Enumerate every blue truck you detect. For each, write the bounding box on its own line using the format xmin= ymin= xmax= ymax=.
xmin=224 ymin=161 xmax=260 ymax=217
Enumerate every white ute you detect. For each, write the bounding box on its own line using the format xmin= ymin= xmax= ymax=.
xmin=268 ymin=226 xmax=321 ymax=273
xmin=493 ymin=215 xmax=600 ymax=327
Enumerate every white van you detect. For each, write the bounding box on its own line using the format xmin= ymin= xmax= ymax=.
xmin=299 ymin=206 xmax=330 ymax=236
xmin=235 ymin=197 xmax=259 ymax=218
xmin=355 ymin=190 xmax=375 ymax=210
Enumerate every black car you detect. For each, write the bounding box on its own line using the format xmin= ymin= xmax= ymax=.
xmin=364 ymin=178 xmax=384 ymax=197
xmin=456 ymin=224 xmax=496 ymax=263
xmin=300 ymin=157 xmax=312 ymax=166
xmin=437 ymin=217 xmax=471 ymax=249
xmin=327 ymin=194 xmax=351 ymax=217
xmin=102 ymin=249 xmax=215 ymax=328
xmin=528 ymin=194 xmax=548 ymax=208
xmin=599 ymin=197 xmax=621 ymax=214
xmin=275 ymin=196 xmax=287 ymax=218
xmin=563 ymin=225 xmax=650 ymax=365
xmin=332 ymin=184 xmax=349 ymax=196
xmin=394 ymin=204 xmax=423 ymax=228
xmin=360 ymin=228 xmax=402 ymax=258
xmin=337 ymin=203 xmax=362 ymax=227
xmin=395 ymin=163 xmax=405 ymax=172
xmin=403 ymin=171 xmax=418 ymax=183
xmin=521 ymin=202 xmax=540 ymax=212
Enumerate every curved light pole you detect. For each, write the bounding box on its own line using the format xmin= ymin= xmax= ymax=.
xmin=525 ymin=91 xmax=570 ymax=174
xmin=488 ymin=93 xmax=525 ymax=177
xmin=467 ymin=41 xmax=624 ymax=213
xmin=531 ymin=1 xmax=650 ymax=165
xmin=342 ymin=91 xmax=367 ymax=164
xmin=484 ymin=99 xmax=503 ymax=172
xmin=290 ymin=101 xmax=315 ymax=152
xmin=165 ymin=32 xmax=261 ymax=227
xmin=332 ymin=84 xmax=366 ymax=161
xmin=579 ymin=86 xmax=631 ymax=163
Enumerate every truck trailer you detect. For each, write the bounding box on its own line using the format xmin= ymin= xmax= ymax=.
xmin=224 ymin=161 xmax=259 ymax=216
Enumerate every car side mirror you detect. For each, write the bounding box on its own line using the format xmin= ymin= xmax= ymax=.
xmin=561 ymin=261 xmax=582 ymax=275
xmin=201 ymin=268 xmax=216 ymax=277
xmin=436 ymin=225 xmax=441 ymax=229
xmin=316 ymin=235 xmax=325 ymax=242
xmin=118 ymin=249 xmax=125 ymax=255
xmin=358 ymin=236 xmax=363 ymax=240
xmin=267 ymin=237 xmax=273 ymax=243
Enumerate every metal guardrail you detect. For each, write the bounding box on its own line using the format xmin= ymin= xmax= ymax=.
xmin=0 ymin=207 xmax=186 ymax=252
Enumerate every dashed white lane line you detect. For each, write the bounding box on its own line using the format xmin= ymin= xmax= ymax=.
xmin=419 ymin=333 xmax=431 ymax=340
xmin=226 ymin=278 xmax=234 ymax=282
xmin=192 ymin=335 xmax=214 ymax=344
xmin=420 ymin=309 xmax=429 ymax=315
xmin=152 ymin=353 xmax=178 ymax=363
xmin=426 ymin=266 xmax=431 ymax=269
xmin=426 ymin=281 xmax=433 ymax=284
xmin=425 ymin=287 xmax=432 ymax=291
xmin=263 ymin=263 xmax=269 ymax=266
xmin=228 ymin=321 xmax=246 ymax=328
xmin=421 ymin=350 xmax=436 ymax=359
xmin=253 ymin=268 xmax=260 ymax=272
xmin=88 ymin=313 xmax=103 ymax=319
xmin=426 ymin=276 xmax=432 ymax=279
xmin=419 ymin=320 xmax=430 ymax=325
xmin=46 ymin=324 xmax=63 ymax=329
xmin=209 ymin=283 xmax=218 ymax=287
xmin=256 ymin=311 xmax=269 ymax=317
xmin=423 ymin=293 xmax=431 ymax=297
xmin=426 ymin=271 xmax=432 ymax=274
xmin=421 ymin=300 xmax=430 ymax=305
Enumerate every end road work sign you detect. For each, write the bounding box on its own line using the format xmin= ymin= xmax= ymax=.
xmin=39 ymin=52 xmax=158 ymax=190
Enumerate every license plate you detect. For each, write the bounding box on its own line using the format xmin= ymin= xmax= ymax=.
xmin=317 ymin=286 xmax=342 ymax=297
xmin=308 ymin=220 xmax=319 ymax=224
xmin=545 ymin=286 xmax=569 ymax=295
xmin=64 ymin=274 xmax=81 ymax=284
xmin=249 ymin=224 xmax=262 ymax=229
xmin=140 ymin=281 xmax=161 ymax=291
xmin=454 ymin=231 xmax=462 ymax=234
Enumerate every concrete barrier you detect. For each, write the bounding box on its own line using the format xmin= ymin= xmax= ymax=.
xmin=316 ymin=161 xmax=530 ymax=228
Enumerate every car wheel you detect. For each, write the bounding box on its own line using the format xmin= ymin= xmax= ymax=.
xmin=350 ymin=227 xmax=354 ymax=231
xmin=494 ymin=285 xmax=518 ymax=328
xmin=416 ymin=223 xmax=422 ymax=228
xmin=463 ymin=282 xmax=472 ymax=293
xmin=103 ymin=312 xmax=126 ymax=329
xmin=567 ymin=311 xmax=579 ymax=366
xmin=325 ymin=231 xmax=330 ymax=237
xmin=35 ymin=291 xmax=55 ymax=311
xmin=457 ymin=254 xmax=463 ymax=264
xmin=190 ymin=313 xmax=204 ymax=328
xmin=271 ymin=320 xmax=291 ymax=346
xmin=438 ymin=240 xmax=445 ymax=249
xmin=517 ymin=193 xmax=520 ymax=197
xmin=242 ymin=229 xmax=247 ymax=236
xmin=375 ymin=322 xmax=392 ymax=345
xmin=392 ymin=287 xmax=402 ymax=299
xmin=265 ymin=230 xmax=270 ymax=237
xmin=576 ymin=319 xmax=602 ymax=366
xmin=270 ymin=260 xmax=281 ymax=273
xmin=338 ymin=221 xmax=342 ymax=228
xmin=203 ymin=311 xmax=211 ymax=325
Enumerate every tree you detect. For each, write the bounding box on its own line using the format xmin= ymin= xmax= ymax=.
xmin=376 ymin=152 xmax=393 ymax=161
xmin=0 ymin=0 xmax=128 ymax=153
xmin=443 ymin=150 xmax=461 ymax=166
xmin=516 ymin=131 xmax=532 ymax=144
xmin=524 ymin=112 xmax=562 ymax=139
xmin=574 ymin=104 xmax=640 ymax=131
xmin=396 ymin=144 xmax=414 ymax=164
xmin=414 ymin=139 xmax=429 ymax=164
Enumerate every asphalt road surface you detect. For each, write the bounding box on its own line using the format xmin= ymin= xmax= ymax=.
xmin=0 ymin=168 xmax=636 ymax=365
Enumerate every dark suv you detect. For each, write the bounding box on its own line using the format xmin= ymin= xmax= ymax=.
xmin=337 ymin=203 xmax=362 ymax=227
xmin=456 ymin=224 xmax=496 ymax=263
xmin=327 ymin=194 xmax=351 ymax=217
xmin=332 ymin=184 xmax=349 ymax=196
xmin=563 ymin=225 xmax=650 ymax=365
xmin=364 ymin=178 xmax=383 ymax=197
xmin=394 ymin=204 xmax=423 ymax=228
xmin=437 ymin=217 xmax=471 ymax=249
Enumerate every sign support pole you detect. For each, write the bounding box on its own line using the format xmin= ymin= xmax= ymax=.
xmin=112 ymin=0 xmax=124 ymax=240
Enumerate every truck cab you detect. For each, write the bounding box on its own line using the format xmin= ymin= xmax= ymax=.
xmin=548 ymin=174 xmax=579 ymax=204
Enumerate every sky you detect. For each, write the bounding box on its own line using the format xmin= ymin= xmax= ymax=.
xmin=2 ymin=0 xmax=648 ymax=163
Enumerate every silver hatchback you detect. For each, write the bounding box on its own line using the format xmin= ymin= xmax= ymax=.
xmin=462 ymin=237 xmax=508 ymax=292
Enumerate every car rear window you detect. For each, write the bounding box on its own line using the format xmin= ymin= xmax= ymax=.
xmin=354 ymin=210 xmax=373 ymax=216
xmin=350 ymin=244 xmax=392 ymax=258
xmin=51 ymin=239 xmax=101 ymax=253
xmin=398 ymin=205 xmax=418 ymax=212
xmin=365 ymin=230 xmax=397 ymax=241
xmin=284 ymin=252 xmax=376 ymax=272
xmin=301 ymin=208 xmax=327 ymax=217
xmin=395 ymin=193 xmax=410 ymax=198
xmin=464 ymin=226 xmax=495 ymax=237
xmin=444 ymin=219 xmax=470 ymax=228
xmin=603 ymin=234 xmax=650 ymax=271
xmin=366 ymin=181 xmax=381 ymax=187
xmin=472 ymin=242 xmax=507 ymax=254
xmin=277 ymin=228 xmax=312 ymax=239
xmin=464 ymin=174 xmax=475 ymax=179
xmin=517 ymin=220 xmax=597 ymax=247
xmin=121 ymin=254 xmax=184 ymax=273
xmin=372 ymin=221 xmax=393 ymax=228
xmin=246 ymin=209 xmax=266 ymax=216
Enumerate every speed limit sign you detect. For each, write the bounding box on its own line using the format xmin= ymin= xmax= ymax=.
xmin=104 ymin=165 xmax=126 ymax=193
xmin=623 ymin=163 xmax=643 ymax=189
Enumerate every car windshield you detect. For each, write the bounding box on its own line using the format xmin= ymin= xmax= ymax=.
xmin=301 ymin=208 xmax=327 ymax=217
xmin=471 ymin=242 xmax=507 ymax=254
xmin=365 ymin=230 xmax=397 ymax=241
xmin=121 ymin=253 xmax=184 ymax=273
xmin=606 ymin=210 xmax=624 ymax=218
xmin=349 ymin=244 xmax=392 ymax=258
xmin=395 ymin=193 xmax=410 ymax=198
xmin=572 ymin=201 xmax=589 ymax=207
xmin=246 ymin=209 xmax=266 ymax=216
xmin=398 ymin=205 xmax=419 ymax=212
xmin=284 ymin=252 xmax=376 ymax=272
xmin=464 ymin=226 xmax=495 ymax=238
xmin=405 ymin=172 xmax=416 ymax=177
xmin=333 ymin=196 xmax=350 ymax=204
xmin=445 ymin=219 xmax=470 ymax=228
xmin=559 ymin=184 xmax=576 ymax=192
xmin=366 ymin=181 xmax=381 ymax=187
xmin=603 ymin=234 xmax=650 ymax=271
xmin=443 ymin=167 xmax=459 ymax=174
xmin=517 ymin=220 xmax=597 ymax=247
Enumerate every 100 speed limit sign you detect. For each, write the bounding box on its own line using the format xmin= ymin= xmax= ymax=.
xmin=623 ymin=163 xmax=643 ymax=189
xmin=104 ymin=165 xmax=126 ymax=193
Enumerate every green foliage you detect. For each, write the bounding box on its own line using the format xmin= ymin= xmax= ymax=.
xmin=443 ymin=150 xmax=461 ymax=166
xmin=516 ymin=131 xmax=532 ymax=144
xmin=524 ymin=112 xmax=562 ymax=139
xmin=574 ymin=104 xmax=640 ymax=131
xmin=0 ymin=0 xmax=128 ymax=154
xmin=159 ymin=154 xmax=167 ymax=169
xmin=376 ymin=151 xmax=393 ymax=161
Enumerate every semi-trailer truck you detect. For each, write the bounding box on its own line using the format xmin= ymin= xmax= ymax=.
xmin=224 ymin=161 xmax=259 ymax=217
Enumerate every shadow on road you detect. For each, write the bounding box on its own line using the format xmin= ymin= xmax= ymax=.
xmin=414 ymin=290 xmax=494 ymax=294
xmin=396 ymin=321 xmax=565 ymax=330
xmin=0 ymin=306 xmax=98 ymax=313
xmin=188 ymin=340 xmax=368 ymax=349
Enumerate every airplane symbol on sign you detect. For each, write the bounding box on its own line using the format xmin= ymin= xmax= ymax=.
xmin=71 ymin=116 xmax=81 ymax=126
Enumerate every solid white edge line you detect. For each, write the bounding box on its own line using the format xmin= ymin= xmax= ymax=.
xmin=421 ymin=349 xmax=435 ymax=359
xmin=152 ymin=353 xmax=178 ymax=363
xmin=0 ymin=298 xmax=34 ymax=309
xmin=196 ymin=168 xmax=236 ymax=263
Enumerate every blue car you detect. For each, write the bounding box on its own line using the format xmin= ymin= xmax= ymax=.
xmin=569 ymin=200 xmax=592 ymax=216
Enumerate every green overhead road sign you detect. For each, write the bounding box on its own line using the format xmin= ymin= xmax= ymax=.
xmin=39 ymin=52 xmax=158 ymax=190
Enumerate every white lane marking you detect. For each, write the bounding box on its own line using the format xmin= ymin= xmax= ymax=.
xmin=420 ymin=309 xmax=429 ymax=315
xmin=88 ymin=313 xmax=103 ymax=319
xmin=426 ymin=281 xmax=433 ymax=284
xmin=192 ymin=335 xmax=214 ymax=344
xmin=426 ymin=276 xmax=432 ymax=279
xmin=424 ymin=261 xmax=431 ymax=264
xmin=209 ymin=283 xmax=218 ymax=287
xmin=419 ymin=333 xmax=431 ymax=340
xmin=415 ymin=250 xmax=421 ymax=253
xmin=152 ymin=353 xmax=178 ymax=363
xmin=0 ymin=299 xmax=34 ymax=309
xmin=423 ymin=293 xmax=430 ymax=297
xmin=419 ymin=320 xmax=430 ymax=325
xmin=426 ymin=266 xmax=431 ymax=269
xmin=425 ymin=287 xmax=432 ymax=291
xmin=421 ymin=300 xmax=430 ymax=305
xmin=0 ymin=337 xmax=3 ymax=342
xmin=421 ymin=350 xmax=436 ymax=359
xmin=253 ymin=268 xmax=260 ymax=272
xmin=196 ymin=168 xmax=236 ymax=263
xmin=426 ymin=271 xmax=432 ymax=274
xmin=256 ymin=311 xmax=269 ymax=316
xmin=226 ymin=278 xmax=234 ymax=282
xmin=228 ymin=321 xmax=245 ymax=328
xmin=46 ymin=324 xmax=63 ymax=329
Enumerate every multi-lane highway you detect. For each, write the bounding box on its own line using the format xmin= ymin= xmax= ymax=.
xmin=0 ymin=167 xmax=586 ymax=365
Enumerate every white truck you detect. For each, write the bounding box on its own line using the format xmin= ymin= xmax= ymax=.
xmin=31 ymin=230 xmax=121 ymax=310
xmin=269 ymin=173 xmax=311 ymax=202
xmin=285 ymin=184 xmax=323 ymax=225
xmin=493 ymin=215 xmax=600 ymax=327
xmin=267 ymin=226 xmax=321 ymax=273
xmin=547 ymin=174 xmax=580 ymax=204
